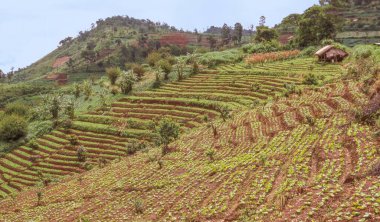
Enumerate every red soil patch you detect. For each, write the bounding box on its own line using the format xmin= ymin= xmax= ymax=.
xmin=45 ymin=73 xmax=68 ymax=85
xmin=52 ymin=56 xmax=70 ymax=68
xmin=159 ymin=32 xmax=212 ymax=47
xmin=279 ymin=33 xmax=294 ymax=45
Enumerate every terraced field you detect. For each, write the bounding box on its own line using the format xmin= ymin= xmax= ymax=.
xmin=1 ymin=79 xmax=378 ymax=221
xmin=218 ymin=57 xmax=344 ymax=79
xmin=0 ymin=63 xmax=305 ymax=198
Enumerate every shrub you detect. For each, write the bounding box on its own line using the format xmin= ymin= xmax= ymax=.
xmin=82 ymin=80 xmax=92 ymax=100
xmin=157 ymin=159 xmax=163 ymax=169
xmin=0 ymin=114 xmax=28 ymax=141
xmin=158 ymin=59 xmax=173 ymax=80
xmin=283 ymin=83 xmax=301 ymax=97
xmin=29 ymin=140 xmax=39 ymax=150
xmin=147 ymin=52 xmax=162 ymax=67
xmin=156 ymin=118 xmax=180 ymax=155
xmin=191 ymin=61 xmax=199 ymax=75
xmin=65 ymin=100 xmax=75 ymax=119
xmin=77 ymin=145 xmax=87 ymax=162
xmin=205 ymin=148 xmax=216 ymax=162
xmin=242 ymin=40 xmax=282 ymax=54
xmin=218 ymin=106 xmax=231 ymax=122
xmin=36 ymin=191 xmax=43 ymax=206
xmin=126 ymin=141 xmax=146 ymax=155
xmin=198 ymin=49 xmax=244 ymax=67
xmin=152 ymin=70 xmax=162 ymax=89
xmin=131 ymin=64 xmax=145 ymax=81
xmin=251 ymin=83 xmax=261 ymax=92
xmin=69 ymin=135 xmax=79 ymax=146
xmin=73 ymin=83 xmax=81 ymax=98
xmin=119 ymin=71 xmax=136 ymax=94
xmin=4 ymin=102 xmax=29 ymax=117
xmin=303 ymin=73 xmax=318 ymax=85
xmin=305 ymin=116 xmax=315 ymax=126
xmin=300 ymin=46 xmax=318 ymax=56
xmin=133 ymin=198 xmax=144 ymax=214
xmin=106 ymin=67 xmax=122 ymax=85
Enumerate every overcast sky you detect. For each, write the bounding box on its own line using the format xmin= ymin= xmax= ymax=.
xmin=0 ymin=0 xmax=318 ymax=73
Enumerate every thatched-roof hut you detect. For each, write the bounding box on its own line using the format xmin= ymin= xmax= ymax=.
xmin=315 ymin=45 xmax=348 ymax=63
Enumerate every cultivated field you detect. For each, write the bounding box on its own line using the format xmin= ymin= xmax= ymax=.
xmin=0 ymin=78 xmax=378 ymax=221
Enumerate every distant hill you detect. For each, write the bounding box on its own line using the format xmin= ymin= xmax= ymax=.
xmin=11 ymin=16 xmax=215 ymax=84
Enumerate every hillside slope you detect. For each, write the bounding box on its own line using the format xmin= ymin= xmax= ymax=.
xmin=0 ymin=55 xmax=344 ymax=200
xmin=0 ymin=74 xmax=379 ymax=221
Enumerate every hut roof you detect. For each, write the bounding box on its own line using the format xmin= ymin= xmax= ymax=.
xmin=315 ymin=45 xmax=334 ymax=56
xmin=315 ymin=45 xmax=348 ymax=57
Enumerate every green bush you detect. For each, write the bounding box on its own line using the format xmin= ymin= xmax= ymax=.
xmin=303 ymin=73 xmax=318 ymax=85
xmin=300 ymin=46 xmax=318 ymax=56
xmin=242 ymin=40 xmax=282 ymax=54
xmin=4 ymin=102 xmax=29 ymax=117
xmin=29 ymin=140 xmax=39 ymax=149
xmin=0 ymin=114 xmax=28 ymax=141
xmin=198 ymin=49 xmax=244 ymax=68
xmin=106 ymin=67 xmax=122 ymax=85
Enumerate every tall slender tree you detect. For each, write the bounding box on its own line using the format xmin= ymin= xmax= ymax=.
xmin=259 ymin=16 xmax=266 ymax=27
xmin=234 ymin=23 xmax=243 ymax=45
xmin=221 ymin=23 xmax=231 ymax=46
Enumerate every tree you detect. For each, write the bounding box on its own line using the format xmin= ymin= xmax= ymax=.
xmin=221 ymin=23 xmax=231 ymax=45
xmin=86 ymin=41 xmax=97 ymax=51
xmin=156 ymin=118 xmax=180 ymax=155
xmin=159 ymin=59 xmax=172 ymax=80
xmin=147 ymin=51 xmax=162 ymax=67
xmin=106 ymin=67 xmax=122 ymax=85
xmin=77 ymin=145 xmax=87 ymax=162
xmin=192 ymin=61 xmax=199 ymax=75
xmin=130 ymin=64 xmax=145 ymax=81
xmin=259 ymin=16 xmax=266 ymax=26
xmin=234 ymin=23 xmax=243 ymax=45
xmin=0 ymin=69 xmax=4 ymax=79
xmin=82 ymin=80 xmax=92 ymax=100
xmin=175 ymin=58 xmax=186 ymax=81
xmin=296 ymin=5 xmax=339 ymax=47
xmin=255 ymin=26 xmax=278 ymax=42
xmin=152 ymin=68 xmax=162 ymax=89
xmin=67 ymin=58 xmax=75 ymax=72
xmin=119 ymin=71 xmax=136 ymax=94
xmin=73 ymin=83 xmax=81 ymax=98
xmin=207 ymin=35 xmax=217 ymax=50
xmin=59 ymin=37 xmax=73 ymax=46
xmin=48 ymin=94 xmax=63 ymax=119
xmin=81 ymin=50 xmax=96 ymax=71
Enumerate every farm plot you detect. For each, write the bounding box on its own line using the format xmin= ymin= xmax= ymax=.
xmin=218 ymin=57 xmax=344 ymax=79
xmin=0 ymin=66 xmax=302 ymax=198
xmin=0 ymin=79 xmax=378 ymax=222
